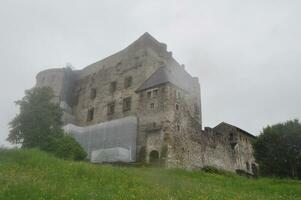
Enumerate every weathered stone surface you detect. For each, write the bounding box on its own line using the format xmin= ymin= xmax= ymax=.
xmin=36 ymin=32 xmax=256 ymax=173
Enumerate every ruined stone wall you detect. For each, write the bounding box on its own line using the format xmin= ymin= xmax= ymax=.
xmin=162 ymin=83 xmax=255 ymax=173
xmin=166 ymin=120 xmax=256 ymax=173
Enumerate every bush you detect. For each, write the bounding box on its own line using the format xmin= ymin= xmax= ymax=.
xmin=42 ymin=134 xmax=87 ymax=161
xmin=201 ymin=166 xmax=230 ymax=176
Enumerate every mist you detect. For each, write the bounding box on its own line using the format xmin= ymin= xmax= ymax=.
xmin=0 ymin=0 xmax=301 ymax=146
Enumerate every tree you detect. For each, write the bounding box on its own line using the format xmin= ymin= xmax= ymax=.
xmin=253 ymin=119 xmax=301 ymax=179
xmin=7 ymin=87 xmax=87 ymax=160
xmin=8 ymin=87 xmax=63 ymax=148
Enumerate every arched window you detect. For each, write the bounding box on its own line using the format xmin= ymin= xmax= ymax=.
xmin=150 ymin=103 xmax=155 ymax=110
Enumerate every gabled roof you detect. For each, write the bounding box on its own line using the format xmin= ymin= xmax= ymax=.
xmin=136 ymin=65 xmax=196 ymax=93
xmin=136 ymin=67 xmax=177 ymax=92
xmin=213 ymin=122 xmax=256 ymax=139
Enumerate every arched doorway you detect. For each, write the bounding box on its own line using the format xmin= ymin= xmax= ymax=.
xmin=149 ymin=150 xmax=159 ymax=164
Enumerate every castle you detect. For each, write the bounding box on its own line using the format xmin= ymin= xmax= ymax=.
xmin=36 ymin=33 xmax=257 ymax=174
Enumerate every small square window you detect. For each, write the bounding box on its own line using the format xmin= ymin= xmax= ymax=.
xmin=229 ymin=133 xmax=234 ymax=141
xmin=176 ymin=103 xmax=180 ymax=111
xmin=123 ymin=97 xmax=132 ymax=112
xmin=110 ymin=81 xmax=117 ymax=93
xmin=147 ymin=91 xmax=152 ymax=98
xmin=124 ymin=76 xmax=133 ymax=88
xmin=87 ymin=107 xmax=94 ymax=122
xmin=107 ymin=102 xmax=115 ymax=115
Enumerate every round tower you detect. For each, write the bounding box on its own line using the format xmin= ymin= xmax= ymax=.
xmin=36 ymin=68 xmax=66 ymax=104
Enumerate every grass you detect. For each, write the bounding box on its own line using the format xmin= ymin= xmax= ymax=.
xmin=0 ymin=149 xmax=300 ymax=200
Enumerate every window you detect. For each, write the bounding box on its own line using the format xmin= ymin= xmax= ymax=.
xmin=147 ymin=91 xmax=152 ymax=98
xmin=177 ymin=91 xmax=181 ymax=99
xmin=90 ymin=88 xmax=97 ymax=99
xmin=110 ymin=81 xmax=117 ymax=93
xmin=153 ymin=89 xmax=158 ymax=96
xmin=150 ymin=103 xmax=155 ymax=110
xmin=124 ymin=76 xmax=133 ymax=88
xmin=123 ymin=97 xmax=132 ymax=112
xmin=87 ymin=107 xmax=94 ymax=122
xmin=230 ymin=143 xmax=236 ymax=150
xmin=175 ymin=103 xmax=180 ymax=111
xmin=177 ymin=125 xmax=181 ymax=131
xmin=107 ymin=102 xmax=115 ymax=115
xmin=229 ymin=133 xmax=234 ymax=141
xmin=246 ymin=162 xmax=250 ymax=171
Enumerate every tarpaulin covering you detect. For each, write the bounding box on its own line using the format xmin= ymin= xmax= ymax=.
xmin=63 ymin=116 xmax=137 ymax=163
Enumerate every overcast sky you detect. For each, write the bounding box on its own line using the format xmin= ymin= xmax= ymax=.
xmin=0 ymin=0 xmax=300 ymax=146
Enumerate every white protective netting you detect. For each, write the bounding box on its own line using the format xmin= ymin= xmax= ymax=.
xmin=91 ymin=147 xmax=131 ymax=163
xmin=63 ymin=116 xmax=137 ymax=163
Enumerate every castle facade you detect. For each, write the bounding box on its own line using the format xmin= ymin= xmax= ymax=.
xmin=36 ymin=33 xmax=256 ymax=174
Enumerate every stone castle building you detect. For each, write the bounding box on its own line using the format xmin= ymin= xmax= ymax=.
xmin=36 ymin=33 xmax=257 ymax=174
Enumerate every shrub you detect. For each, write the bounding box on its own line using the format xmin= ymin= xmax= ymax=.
xmin=42 ymin=134 xmax=87 ymax=161
xmin=201 ymin=166 xmax=230 ymax=175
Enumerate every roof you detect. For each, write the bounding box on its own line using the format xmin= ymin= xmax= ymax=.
xmin=136 ymin=67 xmax=175 ymax=92
xmin=136 ymin=66 xmax=197 ymax=93
xmin=213 ymin=122 xmax=256 ymax=139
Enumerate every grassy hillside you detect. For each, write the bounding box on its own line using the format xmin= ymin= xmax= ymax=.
xmin=0 ymin=149 xmax=300 ymax=200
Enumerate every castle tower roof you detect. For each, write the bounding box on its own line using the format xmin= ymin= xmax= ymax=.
xmin=136 ymin=66 xmax=195 ymax=93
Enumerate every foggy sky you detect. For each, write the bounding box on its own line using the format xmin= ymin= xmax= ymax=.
xmin=1 ymin=0 xmax=300 ymax=146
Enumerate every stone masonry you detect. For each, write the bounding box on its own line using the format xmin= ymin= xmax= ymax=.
xmin=36 ymin=33 xmax=257 ymax=174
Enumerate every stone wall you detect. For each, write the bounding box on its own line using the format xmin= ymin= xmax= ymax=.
xmin=35 ymin=33 xmax=256 ymax=174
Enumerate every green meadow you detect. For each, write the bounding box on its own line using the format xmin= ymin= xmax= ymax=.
xmin=0 ymin=149 xmax=300 ymax=200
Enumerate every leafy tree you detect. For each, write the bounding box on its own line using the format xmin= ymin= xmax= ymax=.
xmin=8 ymin=87 xmax=63 ymax=148
xmin=8 ymin=87 xmax=86 ymax=160
xmin=253 ymin=119 xmax=301 ymax=179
